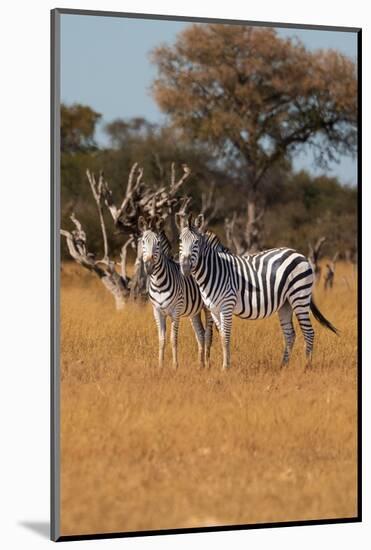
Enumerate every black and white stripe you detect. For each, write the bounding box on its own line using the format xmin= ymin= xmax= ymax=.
xmin=141 ymin=228 xmax=213 ymax=368
xmin=179 ymin=221 xmax=337 ymax=369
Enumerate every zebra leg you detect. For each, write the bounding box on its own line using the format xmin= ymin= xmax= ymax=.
xmin=190 ymin=313 xmax=205 ymax=368
xmin=278 ymin=301 xmax=296 ymax=366
xmin=220 ymin=307 xmax=234 ymax=370
xmin=204 ymin=309 xmax=213 ymax=368
xmin=211 ymin=311 xmax=221 ymax=332
xmin=294 ymin=308 xmax=315 ymax=366
xmin=153 ymin=307 xmax=166 ymax=368
xmin=170 ymin=316 xmax=180 ymax=369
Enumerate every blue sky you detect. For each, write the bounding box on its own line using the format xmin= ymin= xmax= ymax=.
xmin=61 ymin=14 xmax=358 ymax=185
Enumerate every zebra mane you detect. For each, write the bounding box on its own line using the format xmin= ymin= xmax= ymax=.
xmin=158 ymin=229 xmax=173 ymax=258
xmin=203 ymin=230 xmax=230 ymax=253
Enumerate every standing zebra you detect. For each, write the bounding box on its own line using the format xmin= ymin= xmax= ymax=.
xmin=139 ymin=216 xmax=213 ymax=369
xmin=178 ymin=214 xmax=338 ymax=370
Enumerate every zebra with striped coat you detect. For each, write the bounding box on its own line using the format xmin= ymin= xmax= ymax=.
xmin=139 ymin=216 xmax=213 ymax=369
xmin=178 ymin=214 xmax=338 ymax=370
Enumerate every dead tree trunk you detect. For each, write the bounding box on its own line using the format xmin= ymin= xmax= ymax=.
xmin=62 ymin=163 xmax=193 ymax=304
xmin=129 ymin=239 xmax=148 ymax=299
xmin=244 ymin=191 xmax=264 ymax=254
xmin=308 ymin=236 xmax=326 ymax=282
xmin=223 ymin=182 xmax=264 ymax=256
xmin=324 ymin=252 xmax=339 ymax=290
xmin=101 ymin=162 xmax=192 ymax=298
xmin=60 ymin=212 xmax=130 ymax=310
xmin=224 ymin=213 xmax=249 ymax=255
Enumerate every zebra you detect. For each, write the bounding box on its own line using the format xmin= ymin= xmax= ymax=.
xmin=139 ymin=216 xmax=213 ymax=369
xmin=178 ymin=214 xmax=338 ymax=370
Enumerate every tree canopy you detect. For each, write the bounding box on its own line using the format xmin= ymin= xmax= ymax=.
xmin=151 ymin=25 xmax=357 ymax=191
xmin=61 ymin=103 xmax=102 ymax=153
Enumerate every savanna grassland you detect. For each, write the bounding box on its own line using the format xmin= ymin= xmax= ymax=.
xmin=60 ymin=261 xmax=358 ymax=536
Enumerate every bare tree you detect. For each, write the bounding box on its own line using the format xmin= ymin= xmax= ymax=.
xmin=100 ymin=162 xmax=192 ymax=297
xmin=61 ymin=163 xmax=195 ymax=303
xmin=224 ymin=208 xmax=265 ymax=255
xmin=174 ymin=180 xmax=223 ymax=240
xmin=224 ymin=213 xmax=246 ymax=255
xmin=244 ymin=205 xmax=265 ymax=253
xmin=102 ymin=162 xmax=191 ymax=228
xmin=324 ymin=251 xmax=339 ymax=290
xmin=308 ymin=236 xmax=326 ymax=281
xmin=60 ymin=211 xmax=130 ymax=310
xmin=200 ymin=181 xmax=222 ymax=227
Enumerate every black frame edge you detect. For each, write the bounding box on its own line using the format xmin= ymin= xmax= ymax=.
xmin=56 ymin=517 xmax=361 ymax=542
xmin=55 ymin=7 xmax=361 ymax=33
xmin=51 ymin=7 xmax=61 ymax=543
xmin=356 ymin=27 xmax=362 ymax=522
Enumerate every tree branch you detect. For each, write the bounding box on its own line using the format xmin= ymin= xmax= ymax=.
xmin=86 ymin=169 xmax=109 ymax=262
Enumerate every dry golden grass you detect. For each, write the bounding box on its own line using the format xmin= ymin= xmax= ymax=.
xmin=60 ymin=261 xmax=358 ymax=536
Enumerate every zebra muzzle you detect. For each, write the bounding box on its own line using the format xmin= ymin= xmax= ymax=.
xmin=144 ymin=260 xmax=154 ymax=275
xmin=180 ymin=258 xmax=191 ymax=277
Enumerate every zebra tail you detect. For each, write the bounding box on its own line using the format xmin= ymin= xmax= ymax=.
xmin=310 ymin=299 xmax=339 ymax=336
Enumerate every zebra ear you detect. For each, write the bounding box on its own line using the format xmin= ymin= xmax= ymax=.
xmin=186 ymin=213 xmax=193 ymax=228
xmin=194 ymin=214 xmax=206 ymax=232
xmin=137 ymin=216 xmax=147 ymax=234
xmin=149 ymin=216 xmax=158 ymax=231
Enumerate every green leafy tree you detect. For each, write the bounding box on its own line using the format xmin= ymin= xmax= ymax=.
xmin=61 ymin=103 xmax=101 ymax=153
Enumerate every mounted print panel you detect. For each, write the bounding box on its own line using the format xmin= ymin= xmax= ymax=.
xmin=51 ymin=8 xmax=361 ymax=542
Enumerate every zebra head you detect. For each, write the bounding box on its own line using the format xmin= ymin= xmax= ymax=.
xmin=177 ymin=214 xmax=206 ymax=277
xmin=138 ymin=216 xmax=164 ymax=276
